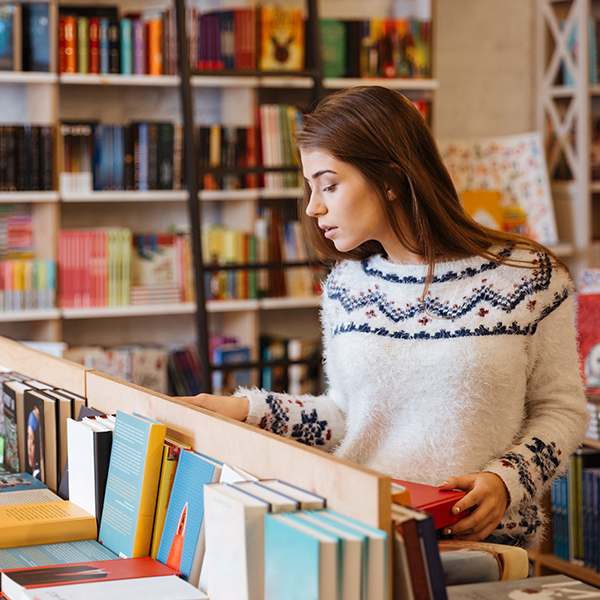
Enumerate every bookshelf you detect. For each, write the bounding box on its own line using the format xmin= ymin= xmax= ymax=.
xmin=0 ymin=0 xmax=438 ymax=401
xmin=536 ymin=0 xmax=600 ymax=274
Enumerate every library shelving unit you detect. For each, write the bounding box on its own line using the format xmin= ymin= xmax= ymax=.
xmin=175 ymin=0 xmax=439 ymax=392
xmin=0 ymin=0 xmax=438 ymax=401
xmin=536 ymin=0 xmax=599 ymax=274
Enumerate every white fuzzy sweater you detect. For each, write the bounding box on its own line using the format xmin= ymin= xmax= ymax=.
xmin=238 ymin=246 xmax=588 ymax=548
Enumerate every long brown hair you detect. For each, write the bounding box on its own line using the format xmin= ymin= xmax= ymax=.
xmin=295 ymin=86 xmax=566 ymax=287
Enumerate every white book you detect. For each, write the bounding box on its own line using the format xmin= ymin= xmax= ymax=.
xmin=257 ymin=479 xmax=325 ymax=509
xmin=234 ymin=481 xmax=300 ymax=512
xmin=204 ymin=482 xmax=270 ymax=600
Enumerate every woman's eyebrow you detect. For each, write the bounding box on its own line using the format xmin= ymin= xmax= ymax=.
xmin=311 ymin=169 xmax=337 ymax=179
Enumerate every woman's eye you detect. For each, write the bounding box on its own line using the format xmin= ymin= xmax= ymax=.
xmin=323 ymin=184 xmax=337 ymax=193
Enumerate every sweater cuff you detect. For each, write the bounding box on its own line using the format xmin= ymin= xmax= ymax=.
xmin=234 ymin=386 xmax=269 ymax=427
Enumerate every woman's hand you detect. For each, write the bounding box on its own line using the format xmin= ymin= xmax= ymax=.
xmin=437 ymin=472 xmax=509 ymax=541
xmin=177 ymin=393 xmax=250 ymax=422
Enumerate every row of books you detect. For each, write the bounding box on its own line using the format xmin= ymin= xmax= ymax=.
xmin=60 ymin=122 xmax=184 ymax=194
xmin=550 ymin=446 xmax=600 ymax=573
xmin=59 ymin=5 xmax=177 ymax=77
xmin=0 ymin=125 xmax=55 ymax=192
xmin=203 ymin=213 xmax=321 ymax=302
xmin=321 ymin=17 xmax=431 ymax=79
xmin=0 ymin=2 xmax=50 ymax=72
xmin=57 ymin=228 xmax=193 ymax=309
xmin=0 ymin=259 xmax=56 ymax=312
xmin=0 ymin=204 xmax=33 ymax=259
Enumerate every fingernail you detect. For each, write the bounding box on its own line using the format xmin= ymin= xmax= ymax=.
xmin=453 ymin=506 xmax=461 ymax=515
xmin=443 ymin=528 xmax=452 ymax=535
xmin=438 ymin=481 xmax=448 ymax=487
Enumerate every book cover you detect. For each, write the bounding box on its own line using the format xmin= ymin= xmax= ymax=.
xmin=21 ymin=3 xmax=50 ymax=72
xmin=578 ymin=293 xmax=600 ymax=386
xmin=311 ymin=508 xmax=388 ymax=600
xmin=120 ymin=18 xmax=133 ymax=75
xmin=0 ymin=539 xmax=117 ymax=571
xmin=320 ymin=19 xmax=347 ymax=78
xmin=392 ymin=478 xmax=468 ymax=530
xmin=155 ymin=449 xmax=222 ymax=585
xmin=203 ymin=482 xmax=270 ymax=599
xmin=259 ymin=6 xmax=304 ymax=71
xmin=0 ymin=472 xmax=60 ymax=506
xmin=97 ymin=411 xmax=166 ymax=558
xmin=23 ymin=389 xmax=57 ymax=491
xmin=66 ymin=417 xmax=112 ymax=523
xmin=13 ymin=574 xmax=208 ymax=600
xmin=264 ymin=512 xmax=337 ymax=600
xmin=0 ymin=501 xmax=96 ymax=549
xmin=289 ymin=511 xmax=363 ymax=600
xmin=149 ymin=436 xmax=190 ymax=559
xmin=211 ymin=344 xmax=250 ymax=396
xmin=446 ymin=574 xmax=600 ymax=599
xmin=2 ymin=380 xmax=31 ymax=474
xmin=76 ymin=16 xmax=89 ymax=74
xmin=1 ymin=557 xmax=181 ymax=598
xmin=0 ymin=4 xmax=21 ymax=71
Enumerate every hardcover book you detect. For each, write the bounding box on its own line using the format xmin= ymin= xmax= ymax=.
xmin=259 ymin=6 xmax=304 ymax=71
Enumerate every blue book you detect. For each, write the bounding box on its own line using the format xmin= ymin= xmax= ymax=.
xmin=22 ymin=3 xmax=50 ymax=72
xmin=99 ymin=18 xmax=110 ymax=74
xmin=0 ymin=539 xmax=118 ymax=570
xmin=138 ymin=123 xmax=149 ymax=191
xmin=120 ymin=18 xmax=133 ymax=75
xmin=211 ymin=344 xmax=250 ymax=395
xmin=98 ymin=411 xmax=166 ymax=559
xmin=104 ymin=125 xmax=114 ymax=190
xmin=0 ymin=4 xmax=19 ymax=71
xmin=264 ymin=512 xmax=338 ymax=600
xmin=0 ymin=471 xmax=48 ymax=492
xmin=156 ymin=449 xmax=222 ymax=585
xmin=287 ymin=511 xmax=363 ymax=600
xmin=590 ymin=17 xmax=598 ymax=85
xmin=113 ymin=125 xmax=124 ymax=190
xmin=311 ymin=508 xmax=388 ymax=600
xmin=92 ymin=124 xmax=105 ymax=191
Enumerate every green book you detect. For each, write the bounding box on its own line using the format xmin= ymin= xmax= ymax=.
xmin=320 ymin=19 xmax=347 ymax=78
xmin=77 ymin=16 xmax=89 ymax=74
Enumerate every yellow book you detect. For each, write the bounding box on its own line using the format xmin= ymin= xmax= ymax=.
xmin=150 ymin=436 xmax=191 ymax=559
xmin=0 ymin=501 xmax=97 ymax=549
xmin=461 ymin=190 xmax=504 ymax=230
xmin=259 ymin=6 xmax=305 ymax=71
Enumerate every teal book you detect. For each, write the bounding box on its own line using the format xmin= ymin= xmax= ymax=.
xmin=264 ymin=512 xmax=338 ymax=600
xmin=286 ymin=511 xmax=363 ymax=600
xmin=120 ymin=18 xmax=133 ymax=75
xmin=97 ymin=411 xmax=166 ymax=559
xmin=156 ymin=449 xmax=222 ymax=586
xmin=311 ymin=508 xmax=388 ymax=600
xmin=0 ymin=539 xmax=118 ymax=570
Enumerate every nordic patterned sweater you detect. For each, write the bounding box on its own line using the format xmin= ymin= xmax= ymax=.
xmin=237 ymin=245 xmax=588 ymax=549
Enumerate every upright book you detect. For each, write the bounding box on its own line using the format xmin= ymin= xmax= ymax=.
xmin=97 ymin=411 xmax=166 ymax=558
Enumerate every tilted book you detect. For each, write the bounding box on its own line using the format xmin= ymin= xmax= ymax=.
xmin=97 ymin=411 xmax=166 ymax=558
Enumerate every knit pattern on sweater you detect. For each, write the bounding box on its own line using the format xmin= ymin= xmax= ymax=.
xmin=238 ymin=246 xmax=588 ymax=549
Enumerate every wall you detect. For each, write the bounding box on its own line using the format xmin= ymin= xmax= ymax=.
xmin=434 ymin=0 xmax=536 ymax=140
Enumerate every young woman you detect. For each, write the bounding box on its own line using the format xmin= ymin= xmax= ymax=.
xmin=180 ymin=86 xmax=588 ymax=549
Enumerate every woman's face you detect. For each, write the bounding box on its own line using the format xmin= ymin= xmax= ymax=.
xmin=27 ymin=425 xmax=36 ymax=468
xmin=301 ymin=150 xmax=420 ymax=264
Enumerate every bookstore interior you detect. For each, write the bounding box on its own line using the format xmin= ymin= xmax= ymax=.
xmin=4 ymin=0 xmax=600 ymax=597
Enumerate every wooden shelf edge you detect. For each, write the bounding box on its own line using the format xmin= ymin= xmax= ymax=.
xmin=529 ymin=551 xmax=600 ymax=587
xmin=59 ymin=73 xmax=180 ymax=87
xmin=0 ymin=309 xmax=61 ymax=322
xmin=61 ymin=303 xmax=197 ymax=319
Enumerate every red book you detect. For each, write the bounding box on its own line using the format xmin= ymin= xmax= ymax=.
xmin=577 ymin=293 xmax=600 ymax=387
xmin=1 ymin=557 xmax=179 ymax=599
xmin=58 ymin=16 xmax=67 ymax=73
xmin=392 ymin=478 xmax=468 ymax=530
xmin=89 ymin=17 xmax=100 ymax=74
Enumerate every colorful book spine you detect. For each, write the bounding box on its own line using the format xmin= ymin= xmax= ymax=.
xmin=120 ymin=18 xmax=133 ymax=75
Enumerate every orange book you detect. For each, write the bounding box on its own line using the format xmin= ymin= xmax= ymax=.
xmin=63 ymin=15 xmax=77 ymax=74
xmin=146 ymin=18 xmax=163 ymax=75
xmin=258 ymin=6 xmax=305 ymax=71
